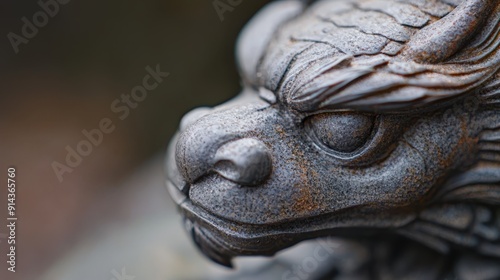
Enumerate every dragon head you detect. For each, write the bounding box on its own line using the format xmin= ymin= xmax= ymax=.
xmin=166 ymin=0 xmax=500 ymax=267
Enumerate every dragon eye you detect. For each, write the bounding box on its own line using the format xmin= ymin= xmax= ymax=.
xmin=307 ymin=113 xmax=375 ymax=154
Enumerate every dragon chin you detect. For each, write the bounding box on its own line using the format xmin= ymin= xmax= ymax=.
xmin=187 ymin=219 xmax=235 ymax=268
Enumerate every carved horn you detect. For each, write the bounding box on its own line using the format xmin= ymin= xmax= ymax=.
xmin=402 ymin=0 xmax=497 ymax=63
xmin=236 ymin=1 xmax=303 ymax=86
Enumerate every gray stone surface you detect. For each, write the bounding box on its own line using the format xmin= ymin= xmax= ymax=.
xmin=167 ymin=0 xmax=500 ymax=279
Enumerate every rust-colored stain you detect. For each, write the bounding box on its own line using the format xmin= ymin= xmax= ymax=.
xmin=166 ymin=0 xmax=500 ymax=273
xmin=290 ymin=147 xmax=323 ymax=215
xmin=293 ymin=184 xmax=316 ymax=213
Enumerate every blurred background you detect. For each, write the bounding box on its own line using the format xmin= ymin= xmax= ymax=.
xmin=0 ymin=1 xmax=274 ymax=279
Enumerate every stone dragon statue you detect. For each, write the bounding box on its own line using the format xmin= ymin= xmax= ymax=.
xmin=166 ymin=0 xmax=500 ymax=278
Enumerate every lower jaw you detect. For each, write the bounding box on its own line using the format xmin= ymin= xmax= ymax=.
xmin=167 ymin=180 xmax=416 ymax=267
xmin=175 ymin=196 xmax=377 ymax=268
xmin=179 ymin=198 xmax=303 ymax=255
xmin=172 ymin=188 xmax=328 ymax=267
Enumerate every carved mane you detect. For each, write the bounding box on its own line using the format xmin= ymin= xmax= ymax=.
xmin=254 ymin=0 xmax=500 ymax=114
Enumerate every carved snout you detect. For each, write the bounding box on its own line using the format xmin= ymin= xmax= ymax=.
xmin=175 ymin=107 xmax=272 ymax=187
xmin=213 ymin=138 xmax=272 ymax=186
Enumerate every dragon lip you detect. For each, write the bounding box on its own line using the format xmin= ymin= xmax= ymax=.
xmin=166 ymin=176 xmax=414 ymax=269
xmin=166 ymin=178 xmax=266 ymax=240
xmin=166 ymin=178 xmax=266 ymax=267
xmin=166 ymin=179 xmax=233 ymax=266
xmin=166 ymin=178 xmax=316 ymax=265
xmin=166 ymin=172 xmax=405 ymax=266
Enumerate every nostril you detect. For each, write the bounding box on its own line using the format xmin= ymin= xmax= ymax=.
xmin=213 ymin=160 xmax=241 ymax=183
xmin=180 ymin=107 xmax=212 ymax=131
xmin=213 ymin=138 xmax=272 ymax=186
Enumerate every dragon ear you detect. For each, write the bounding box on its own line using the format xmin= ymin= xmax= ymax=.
xmin=481 ymin=74 xmax=500 ymax=107
xmin=236 ymin=0 xmax=303 ymax=87
xmin=402 ymin=0 xmax=498 ymax=63
xmin=434 ymin=109 xmax=500 ymax=206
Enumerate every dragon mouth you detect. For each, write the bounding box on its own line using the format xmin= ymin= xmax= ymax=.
xmin=166 ymin=179 xmax=233 ymax=267
xmin=166 ymin=179 xmax=305 ymax=267
xmin=166 ymin=177 xmax=397 ymax=268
